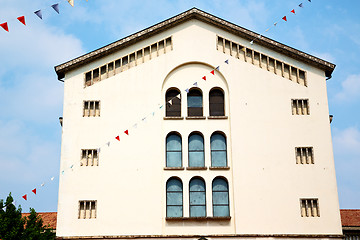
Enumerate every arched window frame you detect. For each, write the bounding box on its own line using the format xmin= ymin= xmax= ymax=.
xmin=187 ymin=88 xmax=203 ymax=117
xmin=166 ymin=132 xmax=182 ymax=168
xmin=166 ymin=177 xmax=183 ymax=218
xmin=189 ymin=177 xmax=206 ymax=217
xmin=166 ymin=88 xmax=181 ymax=117
xmin=188 ymin=132 xmax=205 ymax=167
xmin=209 ymin=88 xmax=225 ymax=116
xmin=212 ymin=177 xmax=230 ymax=217
xmin=210 ymin=132 xmax=227 ymax=167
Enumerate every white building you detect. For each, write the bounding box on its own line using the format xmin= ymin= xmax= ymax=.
xmin=54 ymin=8 xmax=343 ymax=240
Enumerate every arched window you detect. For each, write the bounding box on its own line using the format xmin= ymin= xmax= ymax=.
xmin=189 ymin=178 xmax=206 ymax=217
xmin=212 ymin=178 xmax=229 ymax=217
xmin=166 ymin=89 xmax=181 ymax=117
xmin=211 ymin=133 xmax=227 ymax=167
xmin=209 ymin=88 xmax=225 ymax=116
xmin=166 ymin=178 xmax=183 ymax=217
xmin=188 ymin=133 xmax=204 ymax=167
xmin=166 ymin=133 xmax=182 ymax=167
xmin=187 ymin=88 xmax=203 ymax=116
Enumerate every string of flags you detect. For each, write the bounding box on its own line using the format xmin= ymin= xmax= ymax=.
xmin=249 ymin=0 xmax=313 ymax=45
xmin=0 ymin=0 xmax=87 ymax=32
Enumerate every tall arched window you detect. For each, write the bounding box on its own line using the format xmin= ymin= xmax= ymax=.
xmin=209 ymin=88 xmax=225 ymax=116
xmin=212 ymin=178 xmax=229 ymax=217
xmin=188 ymin=133 xmax=204 ymax=167
xmin=211 ymin=133 xmax=227 ymax=167
xmin=166 ymin=89 xmax=181 ymax=117
xmin=166 ymin=133 xmax=182 ymax=167
xmin=187 ymin=88 xmax=203 ymax=116
xmin=166 ymin=178 xmax=183 ymax=217
xmin=189 ymin=177 xmax=206 ymax=217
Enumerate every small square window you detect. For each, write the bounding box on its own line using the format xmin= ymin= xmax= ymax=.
xmin=300 ymin=199 xmax=320 ymax=217
xmin=79 ymin=200 xmax=96 ymax=219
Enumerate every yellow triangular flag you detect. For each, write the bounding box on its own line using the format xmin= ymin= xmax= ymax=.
xmin=68 ymin=0 xmax=74 ymax=7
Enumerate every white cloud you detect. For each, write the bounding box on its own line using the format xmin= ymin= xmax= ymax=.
xmin=333 ymin=127 xmax=360 ymax=156
xmin=334 ymin=74 xmax=360 ymax=102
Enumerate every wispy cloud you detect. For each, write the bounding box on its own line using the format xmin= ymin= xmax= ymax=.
xmin=334 ymin=74 xmax=360 ymax=102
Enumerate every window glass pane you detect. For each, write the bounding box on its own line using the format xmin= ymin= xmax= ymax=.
xmin=211 ymin=151 xmax=227 ymax=167
xmin=188 ymin=96 xmax=202 ymax=107
xmin=167 ymin=192 xmax=183 ymax=205
xmin=167 ymin=134 xmax=181 ymax=150
xmin=213 ymin=192 xmax=229 ymax=204
xmin=211 ymin=134 xmax=226 ymax=150
xmin=167 ymin=206 xmax=183 ymax=217
xmin=189 ymin=135 xmax=204 ymax=150
xmin=190 ymin=192 xmax=206 ymax=204
xmin=189 ymin=152 xmax=204 ymax=167
xmin=190 ymin=206 xmax=206 ymax=217
xmin=213 ymin=206 xmax=229 ymax=217
xmin=213 ymin=178 xmax=228 ymax=191
xmin=166 ymin=152 xmax=182 ymax=167
xmin=167 ymin=179 xmax=182 ymax=191
xmin=190 ymin=178 xmax=205 ymax=191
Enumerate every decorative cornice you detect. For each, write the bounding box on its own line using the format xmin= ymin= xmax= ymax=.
xmin=54 ymin=8 xmax=335 ymax=80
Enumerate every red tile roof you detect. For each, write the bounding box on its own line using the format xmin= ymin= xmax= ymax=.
xmin=22 ymin=212 xmax=57 ymax=229
xmin=340 ymin=209 xmax=360 ymax=227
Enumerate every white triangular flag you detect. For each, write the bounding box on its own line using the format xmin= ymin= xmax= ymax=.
xmin=51 ymin=177 xmax=55 ymax=181
xmin=67 ymin=0 xmax=74 ymax=7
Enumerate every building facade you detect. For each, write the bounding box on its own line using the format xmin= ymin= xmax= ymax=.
xmin=55 ymin=8 xmax=342 ymax=240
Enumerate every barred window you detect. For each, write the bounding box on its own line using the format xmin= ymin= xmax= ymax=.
xmin=79 ymin=201 xmax=96 ymax=219
xmin=296 ymin=147 xmax=314 ymax=164
xmin=187 ymin=88 xmax=203 ymax=117
xmin=166 ymin=89 xmax=181 ymax=117
xmin=300 ymin=199 xmax=320 ymax=217
xmin=292 ymin=99 xmax=309 ymax=115
xmin=81 ymin=149 xmax=99 ymax=166
xmin=83 ymin=101 xmax=100 ymax=117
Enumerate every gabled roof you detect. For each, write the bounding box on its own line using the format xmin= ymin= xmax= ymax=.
xmin=22 ymin=212 xmax=57 ymax=229
xmin=341 ymin=209 xmax=360 ymax=227
xmin=54 ymin=8 xmax=335 ymax=80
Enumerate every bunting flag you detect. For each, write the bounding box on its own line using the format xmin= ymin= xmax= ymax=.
xmin=210 ymin=70 xmax=215 ymax=75
xmin=225 ymin=59 xmax=229 ymax=64
xmin=61 ymin=170 xmax=65 ymax=175
xmin=185 ymin=88 xmax=189 ymax=93
xmin=22 ymin=194 xmax=27 ymax=201
xmin=193 ymin=82 xmax=198 ymax=87
xmin=168 ymin=99 xmax=172 ymax=105
xmin=106 ymin=141 xmax=111 ymax=147
xmin=159 ymin=105 xmax=163 ymax=109
xmin=70 ymin=164 xmax=74 ymax=169
xmin=115 ymin=136 xmax=120 ymax=141
xmin=51 ymin=177 xmax=55 ymax=181
xmin=240 ymin=47 xmax=246 ymax=52
xmin=250 ymin=40 xmax=254 ymax=45
xmin=202 ymin=76 xmax=206 ymax=81
xmin=308 ymin=0 xmax=311 ymax=2
xmin=133 ymin=123 xmax=138 ymax=128
xmin=97 ymin=148 xmax=101 ymax=153
xmin=265 ymin=28 xmax=270 ymax=32
xmin=142 ymin=117 xmax=146 ymax=121
xmin=32 ymin=188 xmax=36 ymax=195
xmin=291 ymin=9 xmax=296 ymax=14
xmin=0 ymin=22 xmax=9 ymax=32
xmin=41 ymin=183 xmax=45 ymax=187
xmin=274 ymin=22 xmax=278 ymax=26
xmin=17 ymin=16 xmax=26 ymax=26
xmin=282 ymin=16 xmax=287 ymax=21
xmin=152 ymin=112 xmax=155 ymax=116
xmin=299 ymin=3 xmax=303 ymax=7
xmin=124 ymin=130 xmax=129 ymax=135
xmin=68 ymin=0 xmax=74 ymax=7
xmin=216 ymin=66 xmax=220 ymax=71
xmin=51 ymin=4 xmax=60 ymax=14
xmin=34 ymin=10 xmax=42 ymax=20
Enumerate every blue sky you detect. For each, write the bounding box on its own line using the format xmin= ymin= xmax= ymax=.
xmin=0 ymin=0 xmax=359 ymax=212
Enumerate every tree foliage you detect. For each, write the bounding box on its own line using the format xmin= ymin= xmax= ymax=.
xmin=0 ymin=193 xmax=55 ymax=240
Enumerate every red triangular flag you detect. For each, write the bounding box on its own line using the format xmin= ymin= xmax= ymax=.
xmin=115 ymin=136 xmax=120 ymax=141
xmin=124 ymin=130 xmax=129 ymax=135
xmin=210 ymin=70 xmax=215 ymax=75
xmin=32 ymin=188 xmax=36 ymax=195
xmin=202 ymin=76 xmax=206 ymax=81
xmin=17 ymin=16 xmax=26 ymax=26
xmin=0 ymin=22 xmax=9 ymax=32
xmin=22 ymin=194 xmax=27 ymax=201
xmin=282 ymin=16 xmax=287 ymax=22
xmin=291 ymin=9 xmax=295 ymax=14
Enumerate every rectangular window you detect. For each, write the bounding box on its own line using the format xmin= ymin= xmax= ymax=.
xmin=83 ymin=101 xmax=100 ymax=117
xmin=79 ymin=200 xmax=96 ymax=219
xmin=300 ymin=199 xmax=320 ymax=217
xmin=292 ymin=99 xmax=309 ymax=115
xmin=81 ymin=149 xmax=99 ymax=166
xmin=296 ymin=147 xmax=313 ymax=164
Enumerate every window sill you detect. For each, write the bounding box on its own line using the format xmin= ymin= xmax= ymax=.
xmin=208 ymin=116 xmax=228 ymax=119
xmin=186 ymin=167 xmax=208 ymax=170
xmin=166 ymin=216 xmax=231 ymax=221
xmin=209 ymin=166 xmax=230 ymax=170
xmin=163 ymin=167 xmax=184 ymax=170
xmin=163 ymin=116 xmax=184 ymax=120
xmin=186 ymin=116 xmax=206 ymax=120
